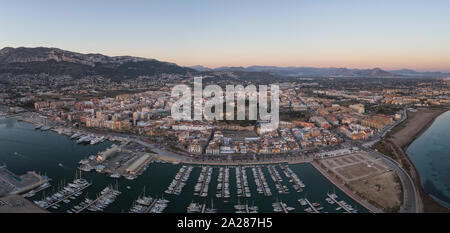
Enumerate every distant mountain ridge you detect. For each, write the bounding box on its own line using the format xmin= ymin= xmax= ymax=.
xmin=188 ymin=65 xmax=212 ymax=72
xmin=0 ymin=47 xmax=195 ymax=80
xmin=389 ymin=69 xmax=450 ymax=77
xmin=190 ymin=65 xmax=450 ymax=77
xmin=191 ymin=65 xmax=395 ymax=77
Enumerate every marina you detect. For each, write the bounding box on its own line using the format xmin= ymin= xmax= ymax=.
xmin=0 ymin=116 xmax=368 ymax=213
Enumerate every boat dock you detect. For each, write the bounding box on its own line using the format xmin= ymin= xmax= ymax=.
xmin=216 ymin=167 xmax=230 ymax=198
xmin=267 ymin=165 xmax=289 ymax=194
xmin=280 ymin=202 xmax=288 ymax=213
xmin=129 ymin=195 xmax=167 ymax=213
xmin=33 ymin=183 xmax=51 ymax=193
xmin=201 ymin=203 xmax=206 ymax=213
xmin=233 ymin=199 xmax=246 ymax=213
xmin=200 ymin=167 xmax=212 ymax=197
xmin=272 ymin=200 xmax=289 ymax=213
xmin=252 ymin=166 xmax=272 ymax=196
xmin=304 ymin=198 xmax=319 ymax=213
xmin=37 ymin=179 xmax=91 ymax=210
xmin=146 ymin=198 xmax=169 ymax=213
xmin=194 ymin=167 xmax=212 ymax=198
xmin=235 ymin=167 xmax=251 ymax=198
xmin=165 ymin=165 xmax=192 ymax=195
xmin=327 ymin=193 xmax=353 ymax=213
xmin=127 ymin=194 xmax=154 ymax=213
xmin=220 ymin=169 xmax=226 ymax=198
xmin=71 ymin=186 xmax=121 ymax=213
xmin=22 ymin=182 xmax=51 ymax=198
xmin=280 ymin=164 xmax=305 ymax=192
xmin=144 ymin=198 xmax=158 ymax=213
xmin=74 ymin=188 xmax=114 ymax=213
xmin=45 ymin=189 xmax=82 ymax=209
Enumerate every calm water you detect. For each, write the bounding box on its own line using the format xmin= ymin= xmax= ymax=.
xmin=0 ymin=116 xmax=367 ymax=213
xmin=407 ymin=110 xmax=450 ymax=209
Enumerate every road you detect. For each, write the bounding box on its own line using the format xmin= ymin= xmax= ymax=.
xmin=358 ymin=145 xmax=418 ymax=213
xmin=356 ymin=106 xmax=418 ymax=213
xmin=363 ymin=105 xmax=408 ymax=147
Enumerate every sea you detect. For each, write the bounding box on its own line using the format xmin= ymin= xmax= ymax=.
xmin=407 ymin=110 xmax=450 ymax=209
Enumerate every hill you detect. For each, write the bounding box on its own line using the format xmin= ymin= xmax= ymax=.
xmin=0 ymin=47 xmax=195 ymax=80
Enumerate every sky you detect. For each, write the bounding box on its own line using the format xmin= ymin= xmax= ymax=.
xmin=1 ymin=0 xmax=450 ymax=71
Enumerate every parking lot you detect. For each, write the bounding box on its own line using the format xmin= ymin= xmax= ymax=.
xmin=0 ymin=167 xmax=44 ymax=195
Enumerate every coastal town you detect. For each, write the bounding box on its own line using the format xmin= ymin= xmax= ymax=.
xmin=2 ymin=73 xmax=449 ymax=160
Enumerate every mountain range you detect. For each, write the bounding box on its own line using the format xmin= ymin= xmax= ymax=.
xmin=196 ymin=66 xmax=394 ymax=77
xmin=190 ymin=65 xmax=450 ymax=78
xmin=0 ymin=47 xmax=194 ymax=80
xmin=0 ymin=47 xmax=448 ymax=80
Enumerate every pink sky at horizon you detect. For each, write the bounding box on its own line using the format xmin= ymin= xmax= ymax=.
xmin=2 ymin=1 xmax=450 ymax=72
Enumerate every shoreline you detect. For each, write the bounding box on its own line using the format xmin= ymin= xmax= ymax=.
xmin=4 ymin=114 xmax=322 ymax=167
xmin=11 ymin=112 xmax=322 ymax=166
xmin=181 ymin=158 xmax=312 ymax=166
xmin=389 ymin=107 xmax=449 ymax=150
xmin=405 ymin=109 xmax=449 ymax=149
xmin=386 ymin=106 xmax=450 ymax=212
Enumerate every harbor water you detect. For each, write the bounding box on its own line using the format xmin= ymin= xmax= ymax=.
xmin=0 ymin=116 xmax=367 ymax=213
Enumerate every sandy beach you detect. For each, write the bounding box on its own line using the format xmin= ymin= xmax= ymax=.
xmin=389 ymin=107 xmax=449 ymax=149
